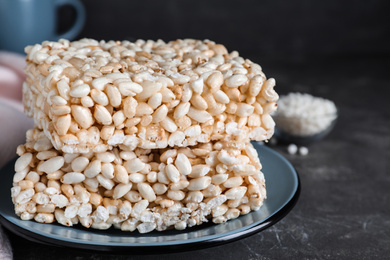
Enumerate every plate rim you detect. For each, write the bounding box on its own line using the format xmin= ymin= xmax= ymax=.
xmin=0 ymin=145 xmax=301 ymax=253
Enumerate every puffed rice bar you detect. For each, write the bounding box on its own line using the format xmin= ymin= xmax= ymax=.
xmin=23 ymin=38 xmax=278 ymax=153
xmin=12 ymin=128 xmax=266 ymax=233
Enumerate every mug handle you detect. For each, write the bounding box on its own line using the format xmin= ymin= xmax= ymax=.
xmin=54 ymin=0 xmax=86 ymax=41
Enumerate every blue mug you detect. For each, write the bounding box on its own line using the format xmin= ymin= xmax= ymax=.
xmin=0 ymin=0 xmax=86 ymax=53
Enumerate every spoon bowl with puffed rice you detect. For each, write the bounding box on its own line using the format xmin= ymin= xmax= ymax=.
xmin=272 ymin=92 xmax=338 ymax=145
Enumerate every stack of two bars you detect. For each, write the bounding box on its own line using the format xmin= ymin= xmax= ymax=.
xmin=11 ymin=38 xmax=278 ymax=233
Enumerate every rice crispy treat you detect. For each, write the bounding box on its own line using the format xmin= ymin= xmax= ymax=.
xmin=23 ymin=38 xmax=278 ymax=153
xmin=12 ymin=128 xmax=266 ymax=233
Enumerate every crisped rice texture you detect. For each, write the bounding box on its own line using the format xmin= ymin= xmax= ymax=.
xmin=12 ymin=128 xmax=266 ymax=233
xmin=23 ymin=38 xmax=278 ymax=153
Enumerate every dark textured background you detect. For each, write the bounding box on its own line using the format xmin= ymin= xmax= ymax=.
xmin=8 ymin=1 xmax=390 ymax=259
xmin=68 ymin=0 xmax=390 ymax=62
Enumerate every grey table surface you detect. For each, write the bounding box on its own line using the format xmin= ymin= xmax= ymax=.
xmin=6 ymin=57 xmax=390 ymax=259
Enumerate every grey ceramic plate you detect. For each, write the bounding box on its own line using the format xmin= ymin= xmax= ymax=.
xmin=0 ymin=143 xmax=300 ymax=253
